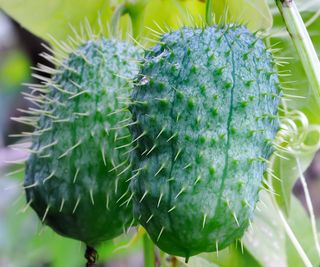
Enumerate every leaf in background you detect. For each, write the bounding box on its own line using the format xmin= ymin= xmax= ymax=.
xmin=272 ymin=149 xmax=320 ymax=214
xmin=243 ymin=191 xmax=286 ymax=267
xmin=267 ymin=0 xmax=320 ymax=214
xmin=0 ymin=177 xmax=83 ymax=267
xmin=272 ymin=155 xmax=298 ymax=215
xmin=0 ymin=0 xmax=112 ymax=43
xmin=269 ymin=0 xmax=320 ymax=125
xmin=272 ymin=152 xmax=316 ymax=215
xmin=177 ymin=256 xmax=219 ymax=267
xmin=2 ymin=1 xmax=320 ymax=267
xmin=142 ymin=0 xmax=272 ymax=45
xmin=0 ymin=170 xmax=141 ymax=267
xmin=0 ymin=0 xmax=272 ymax=48
xmin=286 ymin=196 xmax=320 ymax=267
xmin=0 ymin=50 xmax=30 ymax=89
xmin=158 ymin=244 xmax=261 ymax=267
xmin=212 ymin=0 xmax=272 ymax=31
xmin=140 ymin=0 xmax=204 ymax=45
xmin=204 ymin=244 xmax=262 ymax=267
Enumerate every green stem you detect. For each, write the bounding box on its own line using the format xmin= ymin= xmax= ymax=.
xmin=110 ymin=1 xmax=147 ymax=40
xmin=275 ymin=0 xmax=320 ymax=106
xmin=143 ymin=234 xmax=155 ymax=267
xmin=205 ymin=0 xmax=214 ymax=26
xmin=125 ymin=0 xmax=148 ymax=39
xmin=110 ymin=4 xmax=127 ymax=38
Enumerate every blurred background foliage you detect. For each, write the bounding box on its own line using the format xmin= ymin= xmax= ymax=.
xmin=1 ymin=0 xmax=320 ymax=266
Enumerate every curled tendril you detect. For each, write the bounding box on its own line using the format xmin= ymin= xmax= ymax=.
xmin=275 ymin=110 xmax=320 ymax=156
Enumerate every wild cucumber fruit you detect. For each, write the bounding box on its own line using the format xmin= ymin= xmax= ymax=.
xmin=130 ymin=25 xmax=280 ymax=258
xmin=24 ymin=38 xmax=143 ymax=246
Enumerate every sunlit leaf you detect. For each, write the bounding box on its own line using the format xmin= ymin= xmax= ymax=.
xmin=177 ymin=256 xmax=219 ymax=267
xmin=204 ymin=245 xmax=262 ymax=267
xmin=243 ymin=191 xmax=286 ymax=267
xmin=212 ymin=0 xmax=272 ymax=31
xmin=286 ymin=197 xmax=320 ymax=267
xmin=0 ymin=0 xmax=272 ymax=48
xmin=0 ymin=0 xmax=112 ymax=43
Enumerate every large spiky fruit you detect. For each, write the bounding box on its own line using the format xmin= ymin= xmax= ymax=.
xmin=24 ymin=38 xmax=143 ymax=246
xmin=130 ymin=25 xmax=280 ymax=258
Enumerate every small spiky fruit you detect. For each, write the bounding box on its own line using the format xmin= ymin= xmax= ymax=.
xmin=24 ymin=38 xmax=143 ymax=246
xmin=130 ymin=25 xmax=280 ymax=258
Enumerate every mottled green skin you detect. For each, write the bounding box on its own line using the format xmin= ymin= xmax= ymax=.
xmin=130 ymin=25 xmax=280 ymax=257
xmin=25 ymin=39 xmax=142 ymax=245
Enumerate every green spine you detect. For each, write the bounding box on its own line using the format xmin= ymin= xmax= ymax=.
xmin=24 ymin=38 xmax=143 ymax=246
xmin=130 ymin=25 xmax=280 ymax=257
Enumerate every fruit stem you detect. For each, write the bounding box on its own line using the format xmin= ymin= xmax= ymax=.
xmin=171 ymin=256 xmax=178 ymax=267
xmin=85 ymin=245 xmax=98 ymax=267
xmin=275 ymin=0 xmax=320 ymax=106
xmin=143 ymin=233 xmax=155 ymax=267
xmin=205 ymin=0 xmax=214 ymax=26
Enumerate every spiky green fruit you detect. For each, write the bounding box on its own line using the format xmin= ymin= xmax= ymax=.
xmin=130 ymin=25 xmax=280 ymax=258
xmin=24 ymin=38 xmax=143 ymax=246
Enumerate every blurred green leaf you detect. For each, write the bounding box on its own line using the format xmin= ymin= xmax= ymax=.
xmin=177 ymin=256 xmax=219 ymax=267
xmin=0 ymin=0 xmax=112 ymax=43
xmin=0 ymin=0 xmax=272 ymax=48
xmin=204 ymin=245 xmax=262 ymax=267
xmin=286 ymin=196 xmax=320 ymax=267
xmin=0 ymin=50 xmax=30 ymax=89
xmin=212 ymin=0 xmax=272 ymax=31
xmin=272 ymin=155 xmax=296 ymax=214
xmin=268 ymin=0 xmax=320 ymax=215
xmin=141 ymin=0 xmax=272 ymax=45
xmin=272 ymin=154 xmax=316 ymax=215
xmin=0 ymin=174 xmax=139 ymax=267
xmin=2 ymin=1 xmax=320 ymax=267
xmin=243 ymin=191 xmax=286 ymax=267
xmin=270 ymin=0 xmax=320 ymax=124
xmin=0 ymin=178 xmax=83 ymax=267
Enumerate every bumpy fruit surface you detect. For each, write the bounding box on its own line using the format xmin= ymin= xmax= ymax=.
xmin=130 ymin=25 xmax=280 ymax=258
xmin=24 ymin=38 xmax=142 ymax=245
